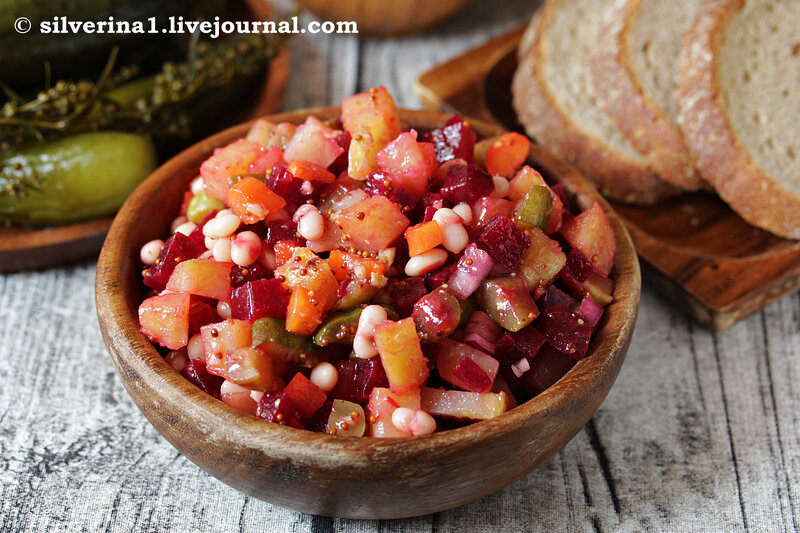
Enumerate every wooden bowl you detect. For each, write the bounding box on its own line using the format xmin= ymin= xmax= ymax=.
xmin=95 ymin=108 xmax=640 ymax=519
xmin=296 ymin=0 xmax=473 ymax=37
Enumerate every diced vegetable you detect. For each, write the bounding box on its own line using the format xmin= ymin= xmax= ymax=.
xmin=484 ymin=132 xmax=530 ymax=178
xmin=374 ymin=318 xmax=429 ymax=393
xmin=405 ymin=221 xmax=443 ymax=257
xmin=336 ymin=195 xmax=410 ymax=252
xmin=226 ymin=176 xmax=286 ymax=224
xmin=476 ymin=276 xmax=539 ymax=332
xmin=166 ymin=259 xmax=234 ymax=302
xmin=342 ymin=86 xmax=402 ymax=180
xmin=420 ymin=388 xmax=507 ymax=420
xmin=139 ymin=292 xmax=191 ymax=350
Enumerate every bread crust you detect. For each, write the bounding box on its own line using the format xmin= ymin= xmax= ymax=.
xmin=677 ymin=0 xmax=800 ymax=239
xmin=591 ymin=0 xmax=705 ymax=192
xmin=512 ymin=0 xmax=679 ymax=205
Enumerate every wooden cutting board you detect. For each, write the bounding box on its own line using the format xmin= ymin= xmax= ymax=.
xmin=415 ymin=27 xmax=800 ymax=331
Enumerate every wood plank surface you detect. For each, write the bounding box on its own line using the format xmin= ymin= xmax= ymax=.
xmin=1 ymin=0 xmax=798 ymax=531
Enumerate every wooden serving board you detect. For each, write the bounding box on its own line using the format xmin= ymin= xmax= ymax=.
xmin=415 ymin=27 xmax=800 ymax=331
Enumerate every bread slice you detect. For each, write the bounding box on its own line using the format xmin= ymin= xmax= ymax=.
xmin=677 ymin=0 xmax=800 ymax=239
xmin=512 ymin=0 xmax=679 ymax=205
xmin=591 ymin=0 xmax=708 ymax=191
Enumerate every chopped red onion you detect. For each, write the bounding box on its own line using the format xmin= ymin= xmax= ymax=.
xmin=575 ymin=293 xmax=603 ymax=327
xmin=448 ymin=244 xmax=493 ymax=299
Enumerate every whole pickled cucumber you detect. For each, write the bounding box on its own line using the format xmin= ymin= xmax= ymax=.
xmin=0 ymin=132 xmax=157 ymax=226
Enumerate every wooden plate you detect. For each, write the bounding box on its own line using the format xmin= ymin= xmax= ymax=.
xmin=0 ymin=0 xmax=290 ymax=273
xmin=415 ymin=27 xmax=800 ymax=331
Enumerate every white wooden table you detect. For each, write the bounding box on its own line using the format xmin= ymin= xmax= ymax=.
xmin=1 ymin=1 xmax=798 ymax=531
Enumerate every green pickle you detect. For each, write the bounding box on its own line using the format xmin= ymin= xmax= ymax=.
xmin=476 ymin=276 xmax=539 ymax=332
xmin=514 ymin=185 xmax=552 ymax=231
xmin=313 ymin=308 xmax=363 ymax=347
xmin=187 ymin=191 xmax=226 ymax=224
xmin=0 ymin=132 xmax=157 ymax=226
xmin=327 ymin=399 xmax=366 ymax=437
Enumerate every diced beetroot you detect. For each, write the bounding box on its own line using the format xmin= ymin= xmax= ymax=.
xmin=284 ymin=372 xmax=328 ymax=421
xmin=364 ymin=170 xmax=393 ymax=197
xmin=181 ymin=359 xmax=224 ymax=399
xmin=328 ymin=131 xmax=351 ymax=176
xmin=421 ymin=115 xmax=477 ymax=164
xmin=538 ymin=304 xmax=592 ymax=360
xmin=551 ymin=184 xmax=571 ymax=213
xmin=230 ymin=278 xmax=286 ymax=321
xmin=574 ymin=292 xmax=604 ymax=327
xmin=560 ymin=248 xmax=596 ymax=292
xmin=330 ymin=358 xmax=389 ymax=404
xmin=264 ymin=219 xmax=301 ymax=245
xmin=394 ymin=277 xmax=429 ymax=317
xmin=526 ymin=345 xmax=576 ymax=397
xmin=440 ymin=164 xmax=494 ymax=204
xmin=425 ymin=263 xmax=457 ymax=291
xmin=503 ymin=344 xmax=576 ymax=403
xmin=188 ymin=299 xmax=218 ymax=335
xmin=452 ymin=357 xmax=492 ymax=393
xmin=230 ymin=263 xmax=271 ymax=289
xmin=306 ymin=398 xmax=335 ymax=433
xmin=447 ymin=243 xmax=494 ymax=299
xmin=389 ymin=186 xmax=419 ymax=212
xmin=539 ymin=283 xmax=574 ymax=309
xmin=470 ymin=197 xmax=515 ymax=230
xmin=265 ymin=164 xmax=305 ymax=204
xmin=560 ymin=202 xmax=616 ymax=277
xmin=495 ymin=325 xmax=547 ymax=368
xmin=436 ymin=339 xmax=499 ymax=393
xmin=257 ymin=391 xmax=304 ymax=428
xmin=143 ymin=231 xmax=206 ymax=292
xmin=479 ymin=214 xmax=531 ymax=269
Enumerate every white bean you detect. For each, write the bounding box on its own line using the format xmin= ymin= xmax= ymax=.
xmin=230 ymin=231 xmax=262 ymax=266
xmin=404 ymin=248 xmax=448 ymax=276
xmin=203 ymin=213 xmax=241 ymax=239
xmin=250 ymin=390 xmax=265 ymax=403
xmin=441 ymin=223 xmax=469 ymax=253
xmin=353 ymin=305 xmax=387 ymax=359
xmin=452 ymin=203 xmax=473 ymax=225
xmin=165 ymin=349 xmax=188 ymax=373
xmin=174 ymin=221 xmax=197 ymax=236
xmin=170 ymin=216 xmax=188 ymax=233
xmin=140 ymin=239 xmax=164 ymax=265
xmin=187 ymin=334 xmax=205 ymax=360
xmin=217 ymin=301 xmax=232 ymax=319
xmin=198 ymin=250 xmax=213 ymax=260
xmin=298 ymin=208 xmax=325 ymax=241
xmin=491 ymin=176 xmax=510 ymax=198
xmin=220 ymin=380 xmax=251 ymax=396
xmin=310 ymin=362 xmax=338 ymax=393
xmin=377 ymin=247 xmax=396 ymax=266
xmin=259 ymin=246 xmax=277 ymax=270
xmin=204 ymin=236 xmax=216 ymax=250
xmin=212 ymin=238 xmax=232 ymax=262
xmin=432 ymin=207 xmax=462 ymax=227
xmin=391 ymin=407 xmax=415 ymax=434
xmin=409 ymin=410 xmax=437 ymax=436
xmin=190 ymin=176 xmax=204 ymax=195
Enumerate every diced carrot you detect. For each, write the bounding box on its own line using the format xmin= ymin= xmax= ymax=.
xmin=404 ymin=221 xmax=443 ymax=256
xmin=485 ymin=132 xmax=530 ymax=178
xmin=226 ymin=176 xmax=287 ymax=224
xmin=287 ymin=160 xmax=336 ymax=183
xmin=328 ymin=250 xmax=386 ymax=281
xmin=274 ymin=240 xmax=301 ymax=267
xmin=285 ymin=286 xmax=325 ymax=336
